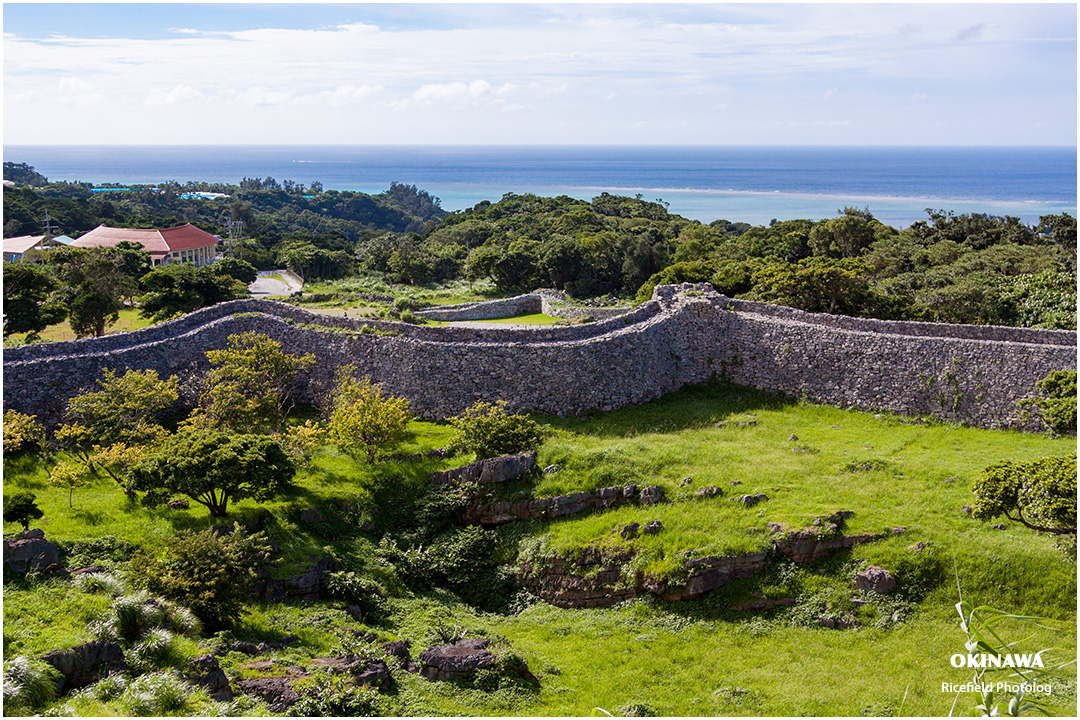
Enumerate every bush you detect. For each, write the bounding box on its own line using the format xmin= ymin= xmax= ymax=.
xmin=2 ymin=410 xmax=47 ymax=458
xmin=971 ymin=454 xmax=1077 ymax=536
xmin=59 ymin=536 xmax=141 ymax=571
xmin=290 ymin=674 xmax=383 ymax=717
xmin=127 ymin=628 xmax=184 ymax=675
xmin=119 ymin=671 xmax=198 ymax=715
xmin=449 ymin=400 xmax=544 ymax=460
xmin=3 ymin=656 xmax=61 ymax=713
xmin=428 ymin=526 xmax=518 ymax=612
xmin=1019 ymin=370 xmax=1077 ymax=435
xmin=90 ymin=591 xmax=202 ymax=647
xmin=4 ymin=491 xmax=44 ymax=532
xmin=73 ymin=571 xmax=127 ymax=598
xmin=134 ymin=526 xmax=274 ymax=630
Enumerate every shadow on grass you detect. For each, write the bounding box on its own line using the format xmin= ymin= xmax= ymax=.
xmin=537 ymin=382 xmax=798 ymax=439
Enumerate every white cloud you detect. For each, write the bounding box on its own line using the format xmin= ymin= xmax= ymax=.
xmin=2 ymin=4 xmax=1074 ymax=144
xmin=236 ymin=87 xmax=291 ymax=107
xmin=146 ymin=84 xmax=204 ymax=106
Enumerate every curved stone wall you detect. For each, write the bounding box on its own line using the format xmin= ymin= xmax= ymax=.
xmin=4 ymin=285 xmax=1075 ymax=429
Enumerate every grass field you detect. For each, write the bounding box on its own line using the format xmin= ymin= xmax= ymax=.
xmin=3 ymin=308 xmax=157 ymax=346
xmin=3 ymin=383 xmax=1075 ymax=716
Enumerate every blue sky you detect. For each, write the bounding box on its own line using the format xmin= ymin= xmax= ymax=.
xmin=4 ymin=3 xmax=1076 ymax=145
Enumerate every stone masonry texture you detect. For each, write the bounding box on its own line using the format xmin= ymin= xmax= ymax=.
xmin=4 ymin=284 xmax=1075 ymax=429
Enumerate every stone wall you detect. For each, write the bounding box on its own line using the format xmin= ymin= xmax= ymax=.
xmin=417 ymin=289 xmax=631 ymax=322
xmin=4 ymin=284 xmax=1075 ymax=430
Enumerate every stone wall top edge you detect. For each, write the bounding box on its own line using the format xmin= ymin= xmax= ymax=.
xmin=716 ymin=295 xmax=1076 ymax=347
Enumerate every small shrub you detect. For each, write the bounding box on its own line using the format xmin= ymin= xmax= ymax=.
xmin=127 ymin=628 xmax=183 ymax=674
xmin=325 ymin=368 xmax=412 ymax=463
xmin=449 ymin=400 xmax=544 ymax=460
xmin=134 ymin=526 xmax=273 ymax=630
xmin=616 ymin=701 xmax=659 ymax=717
xmin=59 ymin=536 xmax=141 ymax=571
xmin=971 ymin=454 xmax=1077 ymax=535
xmin=119 ymin=671 xmax=197 ymax=715
xmin=3 ymin=410 xmax=47 ymax=458
xmin=324 ymin=572 xmax=388 ymax=623
xmin=3 ymin=656 xmax=61 ymax=713
xmin=1019 ymin=370 xmax=1077 ymax=435
xmin=4 ymin=492 xmax=44 ymax=532
xmin=427 ymin=527 xmax=518 ymax=612
xmin=73 ymin=572 xmax=127 ymax=598
xmin=289 ymin=674 xmax=383 ymax=717
xmin=78 ymin=673 xmax=130 ymax=702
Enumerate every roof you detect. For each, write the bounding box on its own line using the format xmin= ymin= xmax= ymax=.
xmin=72 ymin=223 xmax=219 ymax=258
xmin=4 ymin=235 xmax=48 ymax=254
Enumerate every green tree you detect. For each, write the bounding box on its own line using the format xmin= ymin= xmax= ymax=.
xmin=209 ymin=256 xmax=258 ymax=284
xmin=4 ymin=492 xmax=44 ymax=531
xmin=2 ymin=411 xmax=47 ymax=458
xmin=2 ymin=264 xmax=67 ymax=341
xmin=51 ymin=247 xmax=141 ymax=337
xmin=326 ymin=369 xmax=411 ymax=463
xmin=63 ymin=368 xmax=179 ymax=447
xmin=971 ymin=454 xmax=1076 ymax=535
xmin=449 ymin=400 xmax=544 ymax=460
xmin=48 ymin=463 xmax=89 ymax=509
xmin=137 ymin=525 xmax=274 ymax=629
xmin=128 ymin=428 xmax=295 ymax=517
xmin=138 ymin=263 xmax=247 ymax=322
xmin=198 ymin=332 xmax=315 ymax=434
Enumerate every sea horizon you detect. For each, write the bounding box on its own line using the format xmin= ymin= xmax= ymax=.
xmin=5 ymin=144 xmax=1076 ymax=229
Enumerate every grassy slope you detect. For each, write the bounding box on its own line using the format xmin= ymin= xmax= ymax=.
xmin=3 ymin=384 xmax=1075 ymax=716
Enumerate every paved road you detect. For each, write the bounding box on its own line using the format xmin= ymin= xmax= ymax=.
xmin=248 ymin=271 xmax=303 ymax=296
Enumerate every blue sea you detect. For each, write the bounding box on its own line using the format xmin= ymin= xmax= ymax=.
xmin=4 ymin=145 xmax=1075 ymax=229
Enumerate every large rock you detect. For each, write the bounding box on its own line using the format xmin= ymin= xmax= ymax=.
xmin=236 ymin=676 xmax=302 ymax=712
xmin=418 ymin=638 xmax=498 ymax=681
xmin=188 ymin=654 xmax=233 ymax=702
xmin=308 ymin=657 xmax=390 ymax=686
xmin=430 ymin=452 xmax=537 ymax=486
xmin=854 ymin=565 xmax=896 ymax=594
xmin=3 ymin=530 xmax=61 ymax=574
xmin=42 ymin=640 xmax=127 ymax=693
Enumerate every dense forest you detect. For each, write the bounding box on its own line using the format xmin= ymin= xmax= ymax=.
xmin=4 ymin=161 xmax=1076 ymax=330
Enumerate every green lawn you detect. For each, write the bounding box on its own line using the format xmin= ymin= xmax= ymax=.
xmin=4 ymin=384 xmax=1075 ymax=716
xmin=4 ymin=308 xmax=157 ymax=346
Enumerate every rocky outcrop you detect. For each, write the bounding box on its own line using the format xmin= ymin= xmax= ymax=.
xmin=3 ymin=529 xmax=61 ymax=574
xmin=256 ymin=556 xmax=336 ymax=600
xmin=188 ymin=654 xmax=233 ymax=702
xmin=236 ymin=675 xmax=303 ymax=712
xmin=308 ymin=657 xmax=391 ymax=686
xmin=42 ymin=641 xmax=127 ymax=693
xmin=854 ymin=565 xmax=897 ymax=594
xmin=430 ymin=452 xmax=537 ymax=487
xmin=519 ymin=524 xmax=884 ymax=609
xmin=416 ymin=638 xmax=533 ymax=682
xmin=463 ymin=483 xmax=658 ymax=525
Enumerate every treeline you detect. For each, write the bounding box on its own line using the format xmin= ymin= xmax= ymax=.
xmin=5 ymin=162 xmax=1075 ymax=329
xmin=364 ymin=193 xmax=1076 ymax=329
xmin=3 ymin=162 xmax=446 ymax=280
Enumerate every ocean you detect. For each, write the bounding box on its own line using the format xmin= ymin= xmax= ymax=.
xmin=4 ymin=145 xmax=1075 ymax=229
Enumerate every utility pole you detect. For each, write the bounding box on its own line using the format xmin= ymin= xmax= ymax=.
xmin=41 ymin=210 xmax=59 ymax=241
xmin=225 ymin=219 xmax=244 ymax=259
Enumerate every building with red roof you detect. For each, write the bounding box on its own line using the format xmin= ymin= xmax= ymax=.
xmin=72 ymin=223 xmax=220 ymax=266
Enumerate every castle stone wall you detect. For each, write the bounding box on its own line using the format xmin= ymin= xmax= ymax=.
xmin=4 ymin=285 xmax=1075 ymax=430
